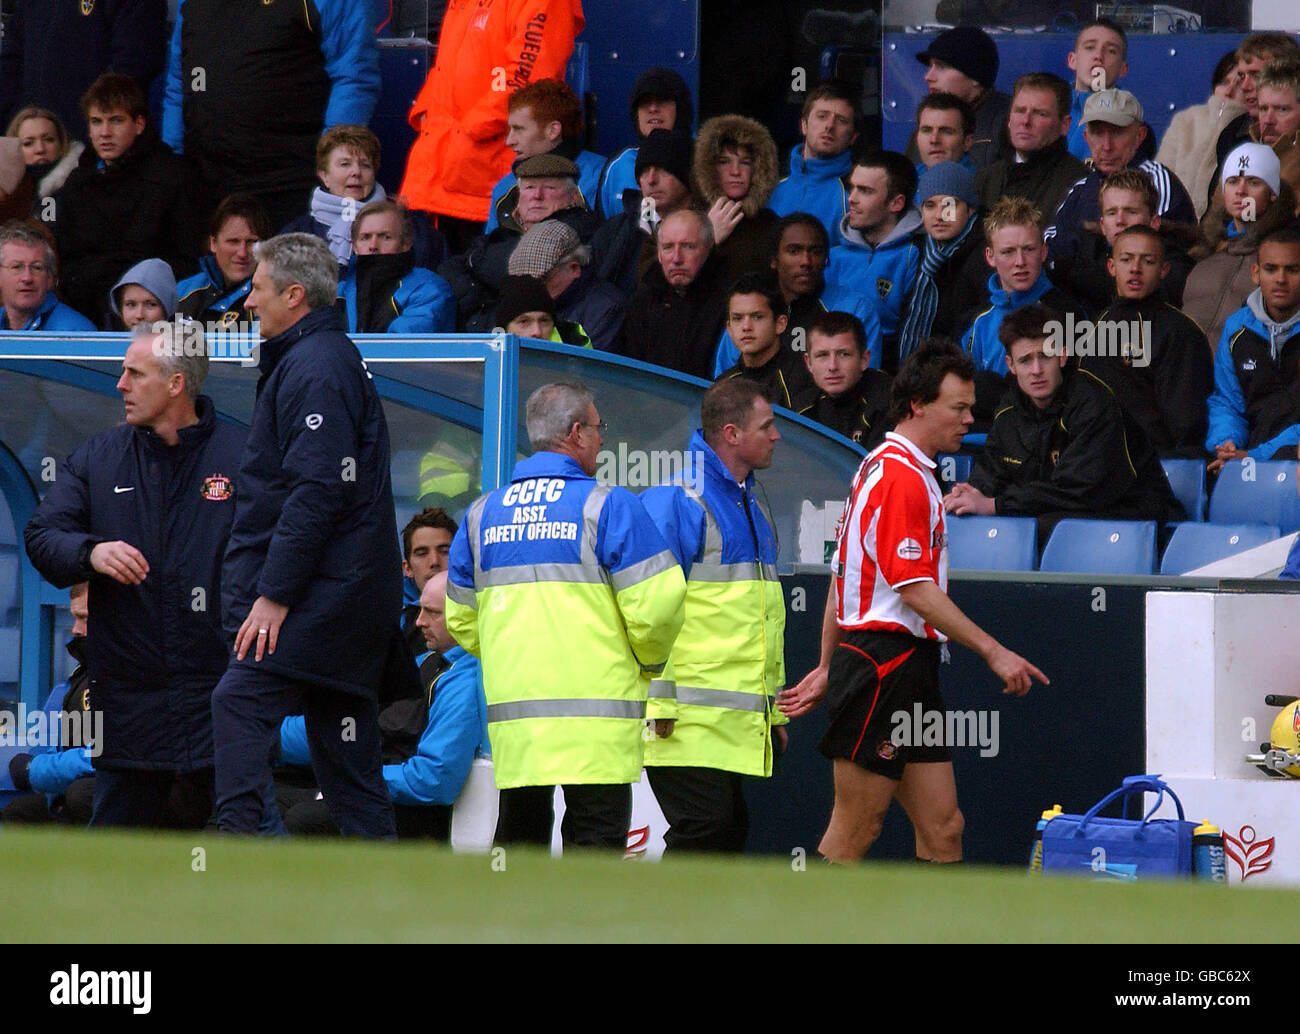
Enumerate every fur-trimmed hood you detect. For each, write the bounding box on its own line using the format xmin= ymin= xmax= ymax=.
xmin=691 ymin=114 xmax=779 ymax=216
xmin=1192 ymin=179 xmax=1298 ymax=260
xmin=34 ymin=141 xmax=84 ymax=199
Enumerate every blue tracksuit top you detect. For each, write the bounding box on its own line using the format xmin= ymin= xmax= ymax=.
xmin=1206 ymin=296 xmax=1300 ymax=458
xmin=962 ymin=271 xmax=1058 ymax=373
xmin=338 ymin=262 xmax=456 ymax=334
xmin=485 ymin=149 xmax=606 ymax=231
xmin=769 ymin=145 xmax=853 ymax=247
xmin=712 ymin=281 xmax=884 ymax=376
xmin=0 ymin=292 xmax=95 ymax=331
xmin=25 ymin=682 xmax=95 ymax=797
xmin=597 ymin=148 xmax=640 ymax=221
xmin=824 ymin=208 xmax=923 ymax=341
xmin=280 ymin=644 xmax=489 ymax=806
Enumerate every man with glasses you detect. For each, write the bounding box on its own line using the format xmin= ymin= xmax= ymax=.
xmin=445 ymin=382 xmax=686 ymax=852
xmin=0 ymin=222 xmax=94 ymax=331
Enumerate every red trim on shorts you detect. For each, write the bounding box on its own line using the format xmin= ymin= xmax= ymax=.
xmin=839 ymin=642 xmax=916 ymax=763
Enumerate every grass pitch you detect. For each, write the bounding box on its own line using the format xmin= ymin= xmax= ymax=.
xmin=1 ymin=826 xmax=1292 ymax=942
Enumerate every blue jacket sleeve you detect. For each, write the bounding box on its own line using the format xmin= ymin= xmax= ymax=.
xmin=382 ymin=657 xmax=485 ymax=806
xmin=22 ymin=442 xmax=99 ymax=589
xmin=28 ymin=748 xmax=95 ymax=795
xmin=161 ymin=2 xmax=186 ymax=152
xmin=714 ymin=329 xmax=739 ymax=378
xmin=319 ymin=0 xmax=381 ymax=127
xmin=279 ymin=715 xmax=312 ymax=768
xmin=390 ymin=272 xmax=456 ymax=333
xmin=484 ymin=175 xmax=511 ymax=233
xmin=1206 ymin=325 xmax=1249 ymax=451
xmin=1248 ymin=424 xmax=1300 ymax=460
xmin=638 ymin=486 xmax=704 ymax=574
xmin=1044 ymin=184 xmax=1080 ymax=264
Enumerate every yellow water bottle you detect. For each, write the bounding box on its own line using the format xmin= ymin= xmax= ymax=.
xmin=1028 ymin=805 xmax=1063 ymax=873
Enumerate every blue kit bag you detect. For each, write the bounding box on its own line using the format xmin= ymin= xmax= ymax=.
xmin=1040 ymin=775 xmax=1196 ymax=880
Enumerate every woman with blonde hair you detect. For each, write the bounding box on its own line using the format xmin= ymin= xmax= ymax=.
xmin=6 ymin=106 xmax=83 ymax=204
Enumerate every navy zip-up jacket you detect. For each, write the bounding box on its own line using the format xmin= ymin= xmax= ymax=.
xmin=23 ymin=396 xmax=246 ymax=770
xmin=221 ymin=307 xmax=402 ymax=697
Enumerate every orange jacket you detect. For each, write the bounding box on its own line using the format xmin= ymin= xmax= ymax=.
xmin=399 ymin=0 xmax=584 ymax=221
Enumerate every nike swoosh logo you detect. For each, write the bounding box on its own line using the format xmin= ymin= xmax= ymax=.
xmin=114 ymin=486 xmax=135 ymax=494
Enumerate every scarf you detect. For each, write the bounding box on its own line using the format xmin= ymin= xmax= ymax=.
xmin=311 ymin=184 xmax=386 ymax=265
xmin=896 ymin=212 xmax=976 ymax=362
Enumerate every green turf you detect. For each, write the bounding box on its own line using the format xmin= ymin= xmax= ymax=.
xmin=0 ymin=826 xmax=1291 ymax=942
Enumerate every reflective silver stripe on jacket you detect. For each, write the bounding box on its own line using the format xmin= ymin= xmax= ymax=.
xmin=674 ymin=686 xmax=767 ymax=712
xmin=487 ymin=698 xmax=648 ymax=721
xmin=680 ymin=486 xmax=776 ymax=583
xmin=647 ymin=679 xmax=676 ymax=699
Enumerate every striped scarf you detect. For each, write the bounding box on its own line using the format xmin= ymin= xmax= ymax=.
xmin=896 ymin=213 xmax=977 ymax=362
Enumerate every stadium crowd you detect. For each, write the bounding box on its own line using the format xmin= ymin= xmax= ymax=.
xmin=3 ymin=3 xmax=1300 ymax=853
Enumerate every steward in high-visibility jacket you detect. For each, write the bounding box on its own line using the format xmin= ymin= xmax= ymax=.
xmin=638 ymin=381 xmax=787 ymax=853
xmin=444 ymin=385 xmax=685 ymax=849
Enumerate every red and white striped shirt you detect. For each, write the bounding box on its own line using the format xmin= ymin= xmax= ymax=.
xmin=833 ymin=431 xmax=948 ymax=640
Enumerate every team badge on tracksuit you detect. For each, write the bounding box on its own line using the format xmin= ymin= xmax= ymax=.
xmin=202 ymin=474 xmax=232 ymax=501
xmin=876 ymin=277 xmax=892 ymax=299
xmin=82 ymin=0 xmax=95 ymax=13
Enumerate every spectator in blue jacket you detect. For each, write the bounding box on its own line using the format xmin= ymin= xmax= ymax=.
xmin=338 ymin=201 xmax=455 ymax=335
xmin=1206 ymin=230 xmax=1300 ymax=472
xmin=162 ymin=0 xmax=381 ymax=231
xmin=212 ymin=233 xmax=402 ymax=838
xmin=276 ymin=572 xmax=489 ymax=839
xmin=3 ymin=582 xmax=95 ymax=826
xmin=23 ymin=324 xmax=246 ymax=827
xmin=0 ymin=0 xmax=167 ymax=140
xmin=0 ymin=221 xmax=94 ymax=331
xmin=486 ymin=79 xmax=605 ymax=233
xmin=1064 ymin=19 xmax=1130 ymax=161
xmin=597 ymin=67 xmax=695 ymax=219
xmin=768 ymin=80 xmax=858 ymax=248
xmin=824 ymin=150 xmax=922 ymax=373
xmin=177 ymin=193 xmax=271 ymax=328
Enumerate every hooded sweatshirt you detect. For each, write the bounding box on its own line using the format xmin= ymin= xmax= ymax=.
xmin=108 ymin=258 xmax=179 ymax=323
xmin=596 ymin=67 xmax=695 ymax=219
xmin=1206 ymin=288 xmax=1300 ymax=458
xmin=825 ymin=208 xmax=923 ymax=371
xmin=768 ymin=145 xmax=852 ymax=248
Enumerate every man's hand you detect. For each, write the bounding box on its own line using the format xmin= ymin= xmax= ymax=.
xmin=944 ymin=482 xmax=995 ymax=516
xmin=235 ymin=596 xmax=290 ymax=662
xmin=89 ymin=540 xmax=149 ymax=585
xmin=654 ymin=719 xmax=675 ymax=739
xmin=1208 ymin=441 xmax=1247 ymax=475
xmin=707 ymin=197 xmax=745 ymax=245
xmin=985 ymin=643 xmax=1049 ymax=697
xmin=772 ymin=725 xmax=788 ymax=755
xmin=777 ymin=665 xmax=828 ymax=718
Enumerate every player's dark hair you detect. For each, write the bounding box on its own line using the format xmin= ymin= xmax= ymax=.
xmin=401 ymin=506 xmax=458 ymax=562
xmin=916 ymin=91 xmax=976 ymax=138
xmin=727 ymin=271 xmax=787 ymax=319
xmin=80 ymin=73 xmax=148 ymax=121
xmin=808 ymin=310 xmax=867 ymax=356
xmin=702 ymin=378 xmax=768 ymax=444
xmin=997 ymin=303 xmax=1065 ymax=353
xmin=1259 ymin=227 xmax=1300 ymax=252
xmin=851 ymin=149 xmax=917 ymax=208
xmin=768 ymin=212 xmax=830 ymax=261
xmin=888 ymin=338 xmax=975 ymax=424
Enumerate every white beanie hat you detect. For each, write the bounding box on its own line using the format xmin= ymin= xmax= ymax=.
xmin=1225 ymin=142 xmax=1281 ymax=196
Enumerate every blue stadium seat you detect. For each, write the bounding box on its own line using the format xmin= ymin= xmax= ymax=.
xmin=1208 ymin=460 xmax=1300 ymax=533
xmin=1039 ymin=519 xmax=1158 ymax=575
xmin=935 ymin=453 xmax=972 ymax=493
xmin=945 ymin=515 xmax=1038 ymax=571
xmin=1159 ymin=522 xmax=1281 ymax=575
xmin=1161 ymin=459 xmax=1206 ymax=523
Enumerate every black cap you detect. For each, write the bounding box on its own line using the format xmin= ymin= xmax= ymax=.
xmin=916 ymin=26 xmax=1000 ymax=91
xmin=629 ymin=67 xmax=695 ymax=136
xmin=496 ymin=274 xmax=556 ymax=329
xmin=635 ymin=128 xmax=693 ymax=187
